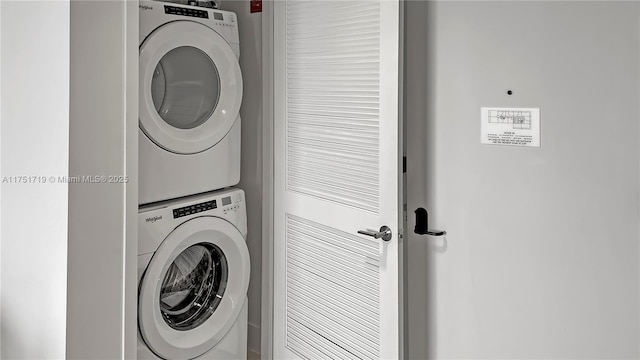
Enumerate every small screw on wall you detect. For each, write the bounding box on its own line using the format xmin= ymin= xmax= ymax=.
xmin=507 ymin=90 xmax=513 ymax=95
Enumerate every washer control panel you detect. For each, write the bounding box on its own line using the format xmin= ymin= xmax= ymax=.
xmin=172 ymin=200 xmax=217 ymax=218
xmin=139 ymin=188 xmax=247 ymax=255
xmin=222 ymin=192 xmax=242 ymax=215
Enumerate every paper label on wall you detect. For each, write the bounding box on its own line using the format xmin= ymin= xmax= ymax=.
xmin=481 ymin=107 xmax=540 ymax=147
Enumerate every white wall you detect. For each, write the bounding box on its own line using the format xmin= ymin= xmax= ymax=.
xmin=0 ymin=1 xmax=137 ymax=358
xmin=0 ymin=1 xmax=70 ymax=358
xmin=66 ymin=1 xmax=138 ymax=359
xmin=406 ymin=1 xmax=640 ymax=359
xmin=1 ymin=3 xmax=3 ymax=355
xmin=220 ymin=0 xmax=263 ymax=355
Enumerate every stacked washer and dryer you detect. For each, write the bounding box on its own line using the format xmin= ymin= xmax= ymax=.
xmin=137 ymin=1 xmax=250 ymax=359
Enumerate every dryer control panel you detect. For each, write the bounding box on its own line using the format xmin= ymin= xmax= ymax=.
xmin=164 ymin=5 xmax=209 ymax=18
xmin=139 ymin=0 xmax=240 ymax=50
xmin=161 ymin=4 xmax=235 ymax=27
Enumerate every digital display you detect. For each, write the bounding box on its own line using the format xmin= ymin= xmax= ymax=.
xmin=213 ymin=12 xmax=224 ymax=21
xmin=173 ymin=200 xmax=216 ymax=218
xmin=164 ymin=5 xmax=209 ymax=19
xmin=222 ymin=197 xmax=232 ymax=206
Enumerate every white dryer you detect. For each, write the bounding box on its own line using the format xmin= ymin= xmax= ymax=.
xmin=138 ymin=188 xmax=250 ymax=360
xmin=139 ymin=0 xmax=242 ymax=205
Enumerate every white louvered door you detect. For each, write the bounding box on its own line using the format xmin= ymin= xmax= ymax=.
xmin=272 ymin=1 xmax=403 ymax=359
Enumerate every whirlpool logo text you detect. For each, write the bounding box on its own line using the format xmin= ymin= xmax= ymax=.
xmin=145 ymin=215 xmax=162 ymax=223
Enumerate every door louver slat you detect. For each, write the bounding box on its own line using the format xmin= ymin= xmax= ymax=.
xmin=285 ymin=0 xmax=381 ymax=214
xmin=285 ymin=214 xmax=380 ymax=360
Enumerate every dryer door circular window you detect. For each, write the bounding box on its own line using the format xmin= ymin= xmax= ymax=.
xmin=151 ymin=46 xmax=221 ymax=131
xmin=138 ymin=217 xmax=250 ymax=360
xmin=139 ymin=21 xmax=242 ymax=155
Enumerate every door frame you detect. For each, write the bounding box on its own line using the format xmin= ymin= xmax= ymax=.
xmin=260 ymin=0 xmax=275 ymax=358
xmin=260 ymin=1 xmax=406 ymax=358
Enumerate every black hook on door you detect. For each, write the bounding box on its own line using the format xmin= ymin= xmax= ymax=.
xmin=414 ymin=208 xmax=446 ymax=236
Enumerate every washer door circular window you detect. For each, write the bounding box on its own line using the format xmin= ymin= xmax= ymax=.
xmin=138 ymin=217 xmax=250 ymax=360
xmin=139 ymin=21 xmax=242 ymax=154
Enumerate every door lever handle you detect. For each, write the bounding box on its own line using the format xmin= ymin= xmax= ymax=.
xmin=358 ymin=226 xmax=392 ymax=241
xmin=415 ymin=208 xmax=447 ymax=236
xmin=419 ymin=228 xmax=447 ymax=236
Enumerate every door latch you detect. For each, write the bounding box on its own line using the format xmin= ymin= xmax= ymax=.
xmin=414 ymin=208 xmax=446 ymax=236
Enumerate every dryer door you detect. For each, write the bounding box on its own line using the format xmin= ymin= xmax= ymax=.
xmin=139 ymin=217 xmax=250 ymax=360
xmin=139 ymin=21 xmax=242 ymax=154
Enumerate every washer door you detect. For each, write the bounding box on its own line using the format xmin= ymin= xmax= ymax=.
xmin=139 ymin=217 xmax=250 ymax=360
xmin=139 ymin=21 xmax=242 ymax=154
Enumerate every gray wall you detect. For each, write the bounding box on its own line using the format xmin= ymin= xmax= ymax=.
xmin=406 ymin=1 xmax=640 ymax=359
xmin=0 ymin=2 xmax=70 ymax=358
xmin=220 ymin=0 xmax=263 ymax=354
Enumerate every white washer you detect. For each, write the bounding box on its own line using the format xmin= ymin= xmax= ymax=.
xmin=138 ymin=188 xmax=250 ymax=360
xmin=139 ymin=1 xmax=242 ymax=205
